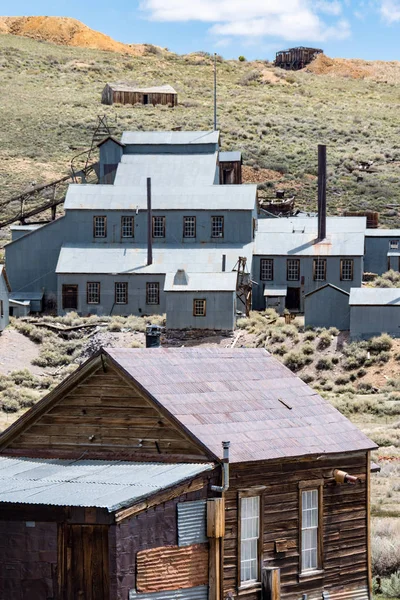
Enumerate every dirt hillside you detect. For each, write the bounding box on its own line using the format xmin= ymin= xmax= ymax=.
xmin=306 ymin=52 xmax=400 ymax=83
xmin=0 ymin=16 xmax=145 ymax=55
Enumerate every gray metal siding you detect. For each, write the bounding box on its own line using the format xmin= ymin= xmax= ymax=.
xmin=166 ymin=291 xmax=236 ymax=330
xmin=177 ymin=500 xmax=207 ymax=547
xmin=0 ymin=275 xmax=9 ymax=331
xmin=365 ymin=236 xmax=399 ymax=274
xmin=350 ymin=305 xmax=400 ymax=339
xmin=252 ymin=255 xmax=363 ymax=312
xmin=305 ymin=286 xmax=350 ymax=330
xmin=99 ymin=139 xmax=124 ymax=183
xmin=129 ymin=586 xmax=208 ymax=600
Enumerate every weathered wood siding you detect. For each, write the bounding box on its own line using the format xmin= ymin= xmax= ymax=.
xmin=223 ymin=452 xmax=368 ymax=599
xmin=6 ymin=365 xmax=207 ymax=460
xmin=102 ymin=84 xmax=178 ymax=107
xmin=219 ymin=161 xmax=242 ymax=185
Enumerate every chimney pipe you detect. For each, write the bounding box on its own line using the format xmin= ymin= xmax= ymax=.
xmin=317 ymin=144 xmax=327 ymax=241
xmin=147 ymin=177 xmax=153 ymax=266
xmin=222 ymin=254 xmax=226 ymax=272
xmin=211 ymin=441 xmax=230 ymax=493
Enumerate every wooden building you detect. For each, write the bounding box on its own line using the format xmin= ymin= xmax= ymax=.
xmin=0 ymin=348 xmax=376 ymax=600
xmin=275 ymin=47 xmax=323 ymax=70
xmin=101 ymin=83 xmax=178 ymax=107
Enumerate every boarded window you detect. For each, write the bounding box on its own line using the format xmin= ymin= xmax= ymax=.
xmin=301 ymin=489 xmax=319 ymax=571
xmin=121 ymin=216 xmax=134 ymax=238
xmin=146 ymin=283 xmax=160 ymax=305
xmin=153 ymin=216 xmax=166 ymax=238
xmin=93 ymin=216 xmax=106 ymax=238
xmin=340 ymin=259 xmax=354 ymax=281
xmin=240 ymin=496 xmax=260 ymax=584
xmin=260 ymin=259 xmax=274 ymax=281
xmin=287 ymin=259 xmax=300 ymax=281
xmin=87 ymin=282 xmax=100 ymax=304
xmin=193 ymin=299 xmax=206 ymax=317
xmin=115 ymin=282 xmax=128 ymax=304
xmin=177 ymin=500 xmax=207 ymax=547
xmin=183 ymin=216 xmax=196 ymax=238
xmin=313 ymin=258 xmax=326 ymax=281
xmin=211 ymin=216 xmax=224 ymax=238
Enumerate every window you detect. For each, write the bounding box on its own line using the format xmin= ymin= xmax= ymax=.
xmin=211 ymin=216 xmax=224 ymax=238
xmin=183 ymin=216 xmax=196 ymax=238
xmin=115 ymin=282 xmax=128 ymax=304
xmin=146 ymin=282 xmax=160 ymax=305
xmin=260 ymin=259 xmax=274 ymax=281
xmin=93 ymin=216 xmax=106 ymax=238
xmin=340 ymin=259 xmax=354 ymax=281
xmin=240 ymin=496 xmax=260 ymax=585
xmin=87 ymin=282 xmax=100 ymax=304
xmin=390 ymin=240 xmax=399 ymax=250
xmin=287 ymin=259 xmax=300 ymax=281
xmin=193 ymin=299 xmax=206 ymax=317
xmin=121 ymin=216 xmax=134 ymax=238
xmin=152 ymin=216 xmax=165 ymax=238
xmin=313 ymin=258 xmax=326 ymax=281
xmin=301 ymin=489 xmax=320 ymax=572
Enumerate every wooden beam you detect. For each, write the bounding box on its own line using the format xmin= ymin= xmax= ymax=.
xmin=209 ymin=538 xmax=221 ymax=600
xmin=261 ymin=567 xmax=281 ymax=600
xmin=366 ymin=450 xmax=372 ymax=600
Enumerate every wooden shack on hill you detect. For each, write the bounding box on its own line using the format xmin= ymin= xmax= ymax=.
xmin=0 ymin=348 xmax=376 ymax=600
xmin=275 ymin=47 xmax=323 ymax=70
xmin=101 ymin=83 xmax=178 ymax=106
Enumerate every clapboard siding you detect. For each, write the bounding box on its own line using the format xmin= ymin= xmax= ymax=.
xmin=223 ymin=452 xmax=368 ymax=600
xmin=7 ymin=365 xmax=207 ymax=459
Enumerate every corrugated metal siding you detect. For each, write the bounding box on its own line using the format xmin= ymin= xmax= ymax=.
xmin=327 ymin=586 xmax=369 ymax=600
xmin=177 ymin=500 xmax=207 ymax=546
xmin=129 ymin=585 xmax=208 ymax=599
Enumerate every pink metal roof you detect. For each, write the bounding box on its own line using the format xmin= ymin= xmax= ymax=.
xmin=106 ymin=348 xmax=376 ymax=463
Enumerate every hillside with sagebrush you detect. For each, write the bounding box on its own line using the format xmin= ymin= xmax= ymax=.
xmin=1 ymin=20 xmax=400 ymax=247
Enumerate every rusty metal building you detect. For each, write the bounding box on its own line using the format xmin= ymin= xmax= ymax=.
xmin=0 ymin=347 xmax=376 ymax=600
xmin=101 ymin=84 xmax=178 ymax=107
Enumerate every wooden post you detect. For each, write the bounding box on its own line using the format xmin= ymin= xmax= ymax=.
xmin=262 ymin=567 xmax=281 ymax=600
xmin=207 ymin=499 xmax=225 ymax=600
xmin=209 ymin=538 xmax=221 ymax=600
xmin=367 ymin=451 xmax=373 ymax=600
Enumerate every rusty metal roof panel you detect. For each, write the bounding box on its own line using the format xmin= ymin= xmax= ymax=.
xmin=105 ymin=348 xmax=377 ymax=462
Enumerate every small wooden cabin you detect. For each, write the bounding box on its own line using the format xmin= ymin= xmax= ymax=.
xmin=0 ymin=348 xmax=376 ymax=600
xmin=101 ymin=83 xmax=178 ymax=107
xmin=275 ymin=47 xmax=323 ymax=70
xmin=219 ymin=151 xmax=242 ymax=185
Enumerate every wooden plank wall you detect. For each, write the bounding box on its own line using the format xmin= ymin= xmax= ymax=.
xmin=7 ymin=365 xmax=207 ymax=460
xmin=223 ymin=452 xmax=368 ymax=600
xmin=113 ymin=91 xmax=177 ymax=106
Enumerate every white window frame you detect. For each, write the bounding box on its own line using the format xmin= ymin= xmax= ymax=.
xmin=87 ymin=282 xmax=100 ymax=305
xmin=239 ymin=495 xmax=260 ymax=585
xmin=93 ymin=216 xmax=106 ymax=238
xmin=121 ymin=216 xmax=134 ymax=238
xmin=183 ymin=216 xmax=196 ymax=238
xmin=152 ymin=216 xmax=165 ymax=238
xmin=115 ymin=282 xmax=128 ymax=305
xmin=299 ymin=482 xmax=323 ymax=576
xmin=340 ymin=259 xmax=354 ymax=281
xmin=287 ymin=259 xmax=300 ymax=281
xmin=146 ymin=282 xmax=160 ymax=305
xmin=211 ymin=216 xmax=224 ymax=238
xmin=260 ymin=259 xmax=274 ymax=281
xmin=193 ymin=299 xmax=206 ymax=317
xmin=313 ymin=258 xmax=326 ymax=281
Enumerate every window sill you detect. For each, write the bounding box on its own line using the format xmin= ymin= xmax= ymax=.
xmin=238 ymin=583 xmax=261 ymax=595
xmin=299 ymin=569 xmax=324 ymax=580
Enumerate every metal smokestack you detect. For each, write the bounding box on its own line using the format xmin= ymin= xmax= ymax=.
xmin=147 ymin=177 xmax=153 ymax=266
xmin=317 ymin=144 xmax=327 ymax=241
xmin=213 ymin=53 xmax=217 ymax=131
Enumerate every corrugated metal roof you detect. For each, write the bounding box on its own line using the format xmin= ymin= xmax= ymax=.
xmin=10 ymin=224 xmax=43 ymax=231
xmin=263 ymin=287 xmax=287 ymax=297
xmin=387 ymin=252 xmax=400 ymax=257
xmin=56 ymin=243 xmax=254 ymax=276
xmin=10 ymin=292 xmax=43 ymax=301
xmin=114 ymin=153 xmax=218 ymax=187
xmin=106 ymin=348 xmax=377 ymax=463
xmin=108 ymin=84 xmax=177 ymax=94
xmin=365 ymin=229 xmax=400 ymax=237
xmin=0 ymin=458 xmax=213 ymax=511
xmin=304 ymin=284 xmax=350 ymax=298
xmin=64 ymin=184 xmax=257 ymax=211
xmin=254 ymin=231 xmax=365 ymax=256
xmin=129 ymin=585 xmax=208 ymax=599
xmin=258 ymin=217 xmax=366 ymax=234
xmin=164 ymin=272 xmax=237 ymax=292
xmin=349 ymin=288 xmax=400 ymax=306
xmin=177 ymin=500 xmax=207 ymax=546
xmin=219 ymin=151 xmax=241 ymax=162
xmin=121 ymin=131 xmax=219 ymax=145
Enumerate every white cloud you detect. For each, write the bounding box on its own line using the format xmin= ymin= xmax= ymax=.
xmin=140 ymin=0 xmax=350 ymax=42
xmin=380 ymin=0 xmax=400 ymax=22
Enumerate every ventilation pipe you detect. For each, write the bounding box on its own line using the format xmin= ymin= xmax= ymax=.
xmin=147 ymin=177 xmax=153 ymax=266
xmin=334 ymin=469 xmax=359 ymax=485
xmin=317 ymin=144 xmax=327 ymax=241
xmin=211 ymin=441 xmax=230 ymax=493
xmin=222 ymin=254 xmax=226 ymax=272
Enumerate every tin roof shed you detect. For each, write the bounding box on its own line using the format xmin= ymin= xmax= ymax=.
xmin=349 ymin=288 xmax=400 ymax=306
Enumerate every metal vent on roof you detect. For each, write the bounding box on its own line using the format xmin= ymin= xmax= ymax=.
xmin=177 ymin=500 xmax=207 ymax=547
xmin=129 ymin=585 xmax=208 ymax=599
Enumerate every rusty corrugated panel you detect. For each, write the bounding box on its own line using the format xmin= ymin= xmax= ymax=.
xmin=136 ymin=544 xmax=208 ymax=593
xmin=129 ymin=585 xmax=208 ymax=599
xmin=106 ymin=348 xmax=377 ymax=463
xmin=325 ymin=586 xmax=369 ymax=600
xmin=177 ymin=500 xmax=207 ymax=547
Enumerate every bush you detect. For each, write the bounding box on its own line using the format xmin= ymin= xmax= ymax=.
xmin=281 ymin=325 xmax=298 ymax=338
xmin=335 ymin=375 xmax=350 ymax=385
xmin=317 ymin=330 xmax=332 ymax=350
xmin=316 ymin=357 xmax=333 ymax=370
xmin=372 ymin=519 xmax=400 ymax=576
xmin=302 ymin=343 xmax=315 ymax=356
xmin=273 ymin=344 xmax=287 ymax=356
xmin=9 ymin=369 xmax=39 ymax=387
xmin=304 ymin=330 xmax=316 ymax=341
xmin=301 ymin=374 xmax=314 ymax=384
xmin=1 ymin=397 xmax=20 ymax=413
xmin=283 ymin=351 xmax=306 ymax=372
xmin=328 ymin=327 xmax=340 ymax=336
xmin=238 ymin=55 xmax=246 ymax=61
xmin=239 ymin=71 xmax=260 ymax=86
xmin=270 ymin=330 xmax=285 ymax=343
xmin=382 ymin=572 xmax=400 ymax=598
xmin=369 ymin=334 xmax=393 ymax=353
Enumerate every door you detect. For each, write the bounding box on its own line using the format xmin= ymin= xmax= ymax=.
xmin=62 ymin=285 xmax=78 ymax=310
xmin=143 ymin=94 xmax=149 ymax=105
xmin=286 ymin=287 xmax=301 ymax=311
xmin=58 ymin=524 xmax=109 ymax=600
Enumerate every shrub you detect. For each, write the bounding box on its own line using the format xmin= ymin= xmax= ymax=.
xmin=283 ymin=351 xmax=306 ymax=372
xmin=316 ymin=357 xmax=333 ymax=370
xmin=130 ymin=340 xmax=143 ymax=348
xmin=304 ymin=330 xmax=316 ymax=341
xmin=301 ymin=374 xmax=315 ymax=384
xmin=239 ymin=71 xmax=260 ymax=86
xmin=281 ymin=325 xmax=298 ymax=338
xmin=273 ymin=344 xmax=287 ymax=356
xmin=1 ymin=397 xmax=20 ymax=413
xmin=372 ymin=519 xmax=400 ymax=576
xmin=335 ymin=375 xmax=350 ymax=385
xmin=19 ymin=388 xmax=41 ymax=408
xmin=369 ymin=334 xmax=393 ymax=353
xmin=376 ymin=351 xmax=391 ymax=364
xmin=238 ymin=55 xmax=246 ymax=61
xmin=382 ymin=572 xmax=400 ymax=598
xmin=328 ymin=327 xmax=340 ymax=336
xmin=9 ymin=369 xmax=39 ymax=387
xmin=270 ymin=330 xmax=285 ymax=343
xmin=317 ymin=330 xmax=332 ymax=350
xmin=302 ymin=343 xmax=315 ymax=356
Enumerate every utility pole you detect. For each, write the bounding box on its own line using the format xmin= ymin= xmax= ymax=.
xmin=214 ymin=53 xmax=217 ymax=131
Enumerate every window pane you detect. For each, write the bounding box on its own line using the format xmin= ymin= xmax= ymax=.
xmin=211 ymin=216 xmax=224 ymax=238
xmin=121 ymin=216 xmax=134 ymax=238
xmin=301 ymin=489 xmax=319 ymax=572
xmin=183 ymin=216 xmax=196 ymax=238
xmin=146 ymin=283 xmax=159 ymax=305
xmin=260 ymin=259 xmax=273 ymax=281
xmin=153 ymin=216 xmax=165 ymax=238
xmin=94 ymin=216 xmax=106 ymax=238
xmin=240 ymin=496 xmax=260 ymax=584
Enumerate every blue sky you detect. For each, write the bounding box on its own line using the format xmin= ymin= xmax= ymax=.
xmin=3 ymin=0 xmax=400 ymax=61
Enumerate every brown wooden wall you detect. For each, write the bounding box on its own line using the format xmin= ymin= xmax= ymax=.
xmin=102 ymin=84 xmax=177 ymax=106
xmin=223 ymin=452 xmax=369 ymax=600
xmin=219 ymin=161 xmax=242 ymax=185
xmin=6 ymin=364 xmax=207 ymax=461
